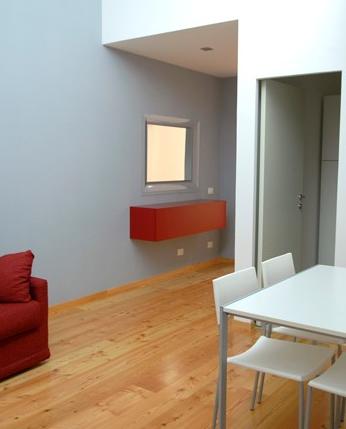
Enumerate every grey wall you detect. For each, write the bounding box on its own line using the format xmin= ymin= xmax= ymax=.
xmin=219 ymin=78 xmax=237 ymax=259
xmin=0 ymin=0 xmax=231 ymax=304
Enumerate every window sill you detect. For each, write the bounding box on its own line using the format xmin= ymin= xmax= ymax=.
xmin=144 ymin=182 xmax=197 ymax=195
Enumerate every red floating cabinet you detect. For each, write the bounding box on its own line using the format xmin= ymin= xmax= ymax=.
xmin=130 ymin=199 xmax=226 ymax=241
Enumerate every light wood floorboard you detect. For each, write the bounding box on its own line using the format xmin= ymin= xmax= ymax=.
xmin=0 ymin=260 xmax=332 ymax=428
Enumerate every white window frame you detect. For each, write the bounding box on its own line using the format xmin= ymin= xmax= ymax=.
xmin=143 ymin=114 xmax=200 ymax=194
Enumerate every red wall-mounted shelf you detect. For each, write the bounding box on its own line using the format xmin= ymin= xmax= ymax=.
xmin=130 ymin=199 xmax=226 ymax=241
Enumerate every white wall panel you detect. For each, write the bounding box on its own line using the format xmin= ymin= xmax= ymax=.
xmin=102 ymin=0 xmax=238 ymax=44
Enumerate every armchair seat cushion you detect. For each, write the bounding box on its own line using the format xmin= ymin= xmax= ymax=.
xmin=0 ymin=301 xmax=42 ymax=341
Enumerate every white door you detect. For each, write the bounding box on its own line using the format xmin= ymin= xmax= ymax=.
xmin=257 ymin=80 xmax=305 ymax=275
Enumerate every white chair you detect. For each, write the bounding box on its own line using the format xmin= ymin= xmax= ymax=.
xmin=212 ymin=267 xmax=334 ymax=429
xmin=261 ymin=253 xmax=345 ymax=345
xmin=259 ymin=253 xmax=344 ymax=406
xmin=305 ymin=354 xmax=346 ymax=429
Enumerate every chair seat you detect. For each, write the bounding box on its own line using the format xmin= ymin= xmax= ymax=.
xmin=273 ymin=326 xmax=345 ymax=345
xmin=309 ymin=354 xmax=346 ymax=397
xmin=0 ymin=301 xmax=42 ymax=341
xmin=229 ymin=336 xmax=334 ymax=382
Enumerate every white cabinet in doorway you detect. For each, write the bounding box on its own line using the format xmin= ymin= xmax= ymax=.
xmin=318 ymin=95 xmax=340 ymax=265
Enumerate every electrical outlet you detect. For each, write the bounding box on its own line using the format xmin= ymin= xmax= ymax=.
xmin=207 ymin=241 xmax=214 ymax=249
xmin=207 ymin=187 xmax=214 ymax=195
xmin=177 ymin=248 xmax=184 ymax=256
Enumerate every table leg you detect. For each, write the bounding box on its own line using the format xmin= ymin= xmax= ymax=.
xmin=298 ymin=382 xmax=305 ymax=429
xmin=219 ymin=307 xmax=229 ymax=429
xmin=212 ymin=375 xmax=219 ymax=429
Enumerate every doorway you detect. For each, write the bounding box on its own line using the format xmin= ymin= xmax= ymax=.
xmin=256 ymin=72 xmax=341 ymax=278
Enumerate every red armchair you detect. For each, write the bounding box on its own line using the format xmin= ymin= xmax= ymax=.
xmin=0 ymin=277 xmax=50 ymax=380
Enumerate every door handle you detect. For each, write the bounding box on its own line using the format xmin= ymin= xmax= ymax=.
xmin=297 ymin=194 xmax=305 ymax=210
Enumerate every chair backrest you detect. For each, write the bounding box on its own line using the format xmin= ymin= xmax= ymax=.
xmin=261 ymin=253 xmax=296 ymax=288
xmin=212 ymin=267 xmax=259 ymax=325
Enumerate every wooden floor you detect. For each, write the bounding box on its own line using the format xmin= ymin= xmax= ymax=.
xmin=0 ymin=259 xmax=332 ymax=428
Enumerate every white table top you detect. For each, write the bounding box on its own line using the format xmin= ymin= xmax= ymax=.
xmin=224 ymin=265 xmax=346 ymax=340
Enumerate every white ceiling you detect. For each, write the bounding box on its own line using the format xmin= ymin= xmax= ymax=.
xmin=107 ymin=21 xmax=238 ymax=78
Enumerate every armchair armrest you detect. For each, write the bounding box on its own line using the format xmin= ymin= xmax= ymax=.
xmin=30 ymin=277 xmax=48 ymax=311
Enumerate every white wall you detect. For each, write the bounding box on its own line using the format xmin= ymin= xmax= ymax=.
xmin=235 ymin=1 xmax=346 ymax=269
xmin=219 ymin=78 xmax=237 ymax=259
xmin=103 ymin=0 xmax=346 ymax=269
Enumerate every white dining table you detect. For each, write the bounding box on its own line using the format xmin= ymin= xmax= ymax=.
xmin=217 ymin=264 xmax=346 ymax=428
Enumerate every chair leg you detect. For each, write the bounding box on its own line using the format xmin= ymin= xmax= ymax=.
xmin=338 ymin=344 xmax=343 ymax=357
xmin=299 ymin=382 xmax=305 ymax=429
xmin=261 ymin=323 xmax=267 ymax=336
xmin=304 ymin=386 xmax=313 ymax=429
xmin=267 ymin=323 xmax=273 ymax=337
xmin=335 ymin=396 xmax=339 ymax=428
xmin=340 ymin=397 xmax=345 ymax=423
xmin=257 ymin=373 xmax=266 ymax=404
xmin=330 ymin=394 xmax=335 ymax=429
xmin=212 ymin=376 xmax=220 ymax=429
xmin=335 ymin=396 xmax=345 ymax=428
xmin=250 ymin=372 xmax=260 ymax=411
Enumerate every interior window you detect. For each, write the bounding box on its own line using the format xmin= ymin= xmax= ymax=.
xmin=144 ymin=115 xmax=199 ymax=194
xmin=146 ymin=123 xmax=192 ymax=183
